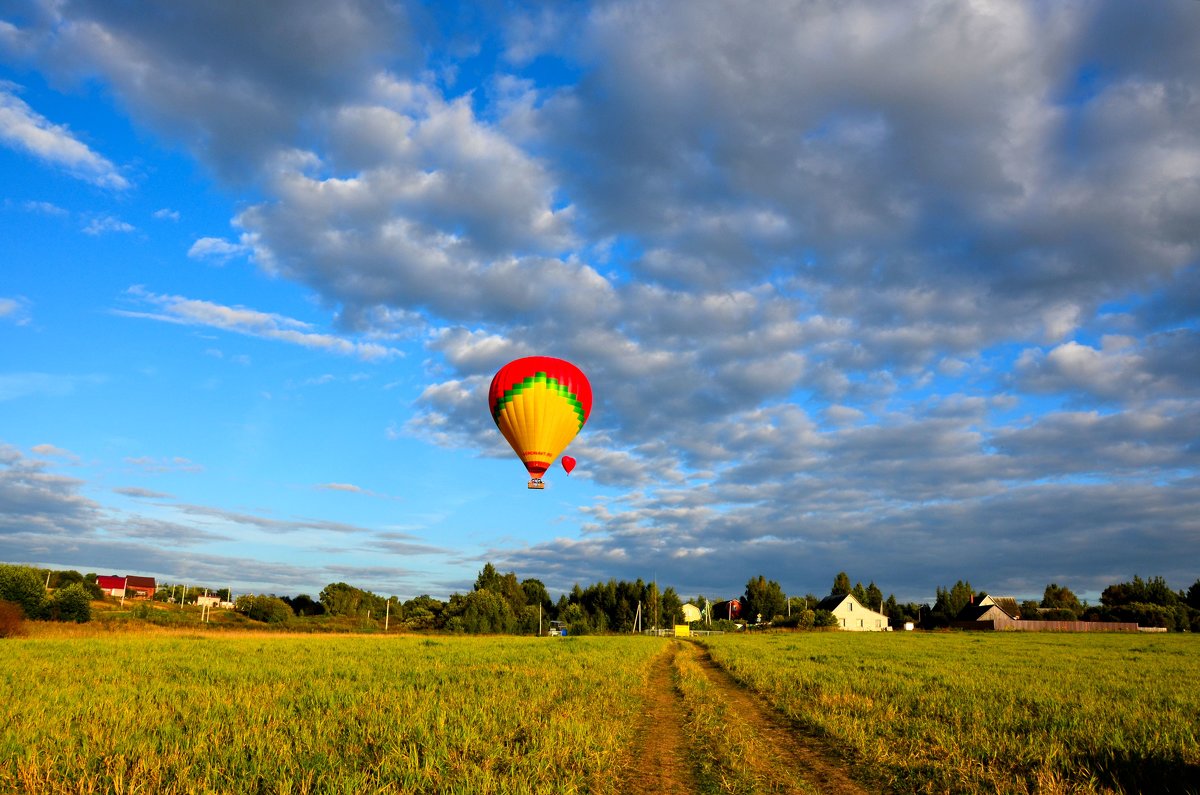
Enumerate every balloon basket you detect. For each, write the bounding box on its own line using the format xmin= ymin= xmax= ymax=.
xmin=527 ymin=479 xmax=545 ymax=490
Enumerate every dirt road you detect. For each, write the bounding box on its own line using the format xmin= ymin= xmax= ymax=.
xmin=622 ymin=641 xmax=876 ymax=795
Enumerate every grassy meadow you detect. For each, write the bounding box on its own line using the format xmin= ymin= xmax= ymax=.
xmin=0 ymin=630 xmax=663 ymax=794
xmin=702 ymin=632 xmax=1200 ymax=794
xmin=3 ymin=626 xmax=1199 ymax=794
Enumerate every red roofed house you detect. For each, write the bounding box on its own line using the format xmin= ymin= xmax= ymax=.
xmin=124 ymin=575 xmax=156 ymax=600
xmin=96 ymin=575 xmax=127 ymax=598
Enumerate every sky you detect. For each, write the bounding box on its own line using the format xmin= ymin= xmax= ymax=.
xmin=1 ymin=0 xmax=1198 ymax=606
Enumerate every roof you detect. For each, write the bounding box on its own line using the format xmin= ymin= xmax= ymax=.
xmin=125 ymin=575 xmax=156 ymax=589
xmin=816 ymin=593 xmax=851 ymax=611
xmin=956 ymin=594 xmax=1020 ymax=621
xmin=96 ymin=575 xmax=126 ymax=589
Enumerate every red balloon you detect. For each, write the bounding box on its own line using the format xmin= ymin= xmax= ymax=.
xmin=561 ymin=456 xmax=576 ymax=475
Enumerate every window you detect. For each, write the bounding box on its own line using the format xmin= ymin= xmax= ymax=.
xmin=858 ymin=619 xmax=864 ymax=627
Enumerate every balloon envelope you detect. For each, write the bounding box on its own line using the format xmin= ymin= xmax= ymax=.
xmin=488 ymin=357 xmax=591 ymax=484
xmin=561 ymin=456 xmax=576 ymax=475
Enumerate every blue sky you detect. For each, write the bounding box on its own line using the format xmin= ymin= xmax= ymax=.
xmin=2 ymin=0 xmax=1198 ymax=604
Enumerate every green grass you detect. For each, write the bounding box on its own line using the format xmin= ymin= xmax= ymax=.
xmin=0 ymin=633 xmax=664 ymax=794
xmin=701 ymin=632 xmax=1200 ymax=794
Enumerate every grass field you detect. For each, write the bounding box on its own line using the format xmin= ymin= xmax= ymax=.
xmin=701 ymin=631 xmax=1200 ymax=794
xmin=0 ymin=630 xmax=662 ymax=794
xmin=3 ymin=627 xmax=1198 ymax=794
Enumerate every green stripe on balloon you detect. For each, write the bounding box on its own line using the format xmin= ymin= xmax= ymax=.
xmin=491 ymin=376 xmax=587 ymax=429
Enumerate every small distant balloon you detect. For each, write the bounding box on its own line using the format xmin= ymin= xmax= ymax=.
xmin=561 ymin=456 xmax=576 ymax=475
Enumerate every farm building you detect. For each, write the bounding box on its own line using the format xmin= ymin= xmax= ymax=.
xmin=952 ymin=592 xmax=1140 ymax=632
xmin=96 ymin=575 xmax=126 ymax=598
xmin=817 ymin=592 xmax=889 ymax=631
xmin=681 ymin=603 xmax=703 ymax=623
xmin=125 ymin=575 xmax=156 ymax=599
xmin=711 ymin=599 xmax=743 ymax=621
xmin=955 ymin=594 xmax=1021 ymax=625
xmin=96 ymin=574 xmax=156 ymax=599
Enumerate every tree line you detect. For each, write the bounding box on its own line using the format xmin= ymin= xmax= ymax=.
xmin=4 ymin=561 xmax=1198 ymax=634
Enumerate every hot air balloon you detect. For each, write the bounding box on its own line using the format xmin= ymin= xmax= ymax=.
xmin=488 ymin=356 xmax=591 ymax=489
xmin=561 ymin=456 xmax=576 ymax=475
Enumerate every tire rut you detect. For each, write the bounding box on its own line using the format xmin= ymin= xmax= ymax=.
xmin=620 ymin=643 xmax=697 ymax=795
xmin=683 ymin=641 xmax=876 ymax=795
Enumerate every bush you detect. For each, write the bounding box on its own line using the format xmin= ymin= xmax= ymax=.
xmin=813 ymin=609 xmax=838 ymax=628
xmin=48 ymin=583 xmax=92 ymax=623
xmin=236 ymin=595 xmax=293 ymax=624
xmin=0 ymin=600 xmax=24 ymax=637
xmin=0 ymin=564 xmax=47 ymax=620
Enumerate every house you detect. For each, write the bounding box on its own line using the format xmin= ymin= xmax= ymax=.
xmin=816 ymin=592 xmax=889 ymax=631
xmin=96 ymin=575 xmax=126 ymax=598
xmin=954 ymin=594 xmax=1020 ymax=627
xmin=681 ymin=603 xmax=703 ymax=623
xmin=124 ymin=575 xmax=156 ymax=600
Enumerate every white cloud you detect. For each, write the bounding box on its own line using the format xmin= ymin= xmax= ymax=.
xmin=0 ymin=84 xmax=129 ymax=189
xmin=0 ymin=296 xmax=31 ymax=325
xmin=124 ymin=456 xmax=204 ymax=474
xmin=153 ymin=208 xmax=180 ymax=221
xmin=188 ymin=236 xmax=248 ymax=261
xmin=82 ymin=215 xmax=135 ymax=235
xmin=116 ymin=286 xmax=401 ymax=361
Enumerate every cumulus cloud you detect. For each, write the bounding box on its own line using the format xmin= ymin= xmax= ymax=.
xmin=4 ymin=1 xmax=1199 ymax=600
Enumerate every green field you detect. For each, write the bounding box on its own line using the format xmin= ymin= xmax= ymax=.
xmin=0 ymin=631 xmax=662 ymax=794
xmin=702 ymin=632 xmax=1200 ymax=794
xmin=2 ymin=628 xmax=1198 ymax=794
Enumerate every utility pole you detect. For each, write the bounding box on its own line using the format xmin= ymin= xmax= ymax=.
xmin=385 ymin=599 xmax=390 ymax=631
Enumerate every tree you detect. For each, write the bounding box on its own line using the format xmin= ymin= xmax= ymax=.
xmin=661 ymin=587 xmax=683 ymax=626
xmin=402 ymin=595 xmax=444 ymax=630
xmin=1041 ymin=584 xmax=1083 ymax=617
xmin=474 ymin=563 xmax=502 ymax=593
xmin=743 ymin=576 xmax=786 ymax=623
xmin=48 ymin=583 xmax=92 ymax=623
xmin=236 ymin=595 xmax=293 ymax=624
xmin=831 ymin=572 xmax=851 ymax=596
xmin=1187 ymin=579 xmax=1200 ymax=611
xmin=318 ymin=582 xmax=385 ymax=617
xmin=521 ymin=579 xmax=552 ymax=614
xmin=852 ymin=582 xmax=868 ymax=605
xmin=283 ymin=594 xmax=324 ymax=616
xmin=447 ymin=589 xmax=515 ymax=633
xmin=930 ymin=580 xmax=974 ymax=624
xmin=0 ymin=564 xmax=47 ymax=620
xmin=1102 ymin=575 xmax=1179 ymax=608
xmin=865 ymin=582 xmax=884 ymax=613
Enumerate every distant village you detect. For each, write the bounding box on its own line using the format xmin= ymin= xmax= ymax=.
xmin=3 ymin=563 xmax=1197 ymax=634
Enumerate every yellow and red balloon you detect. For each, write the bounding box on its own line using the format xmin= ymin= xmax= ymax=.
xmin=488 ymin=356 xmax=591 ymax=489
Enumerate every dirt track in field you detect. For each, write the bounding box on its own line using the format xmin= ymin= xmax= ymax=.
xmin=622 ymin=641 xmax=875 ymax=795
xmin=621 ymin=644 xmax=697 ymax=795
